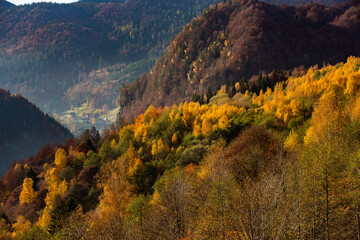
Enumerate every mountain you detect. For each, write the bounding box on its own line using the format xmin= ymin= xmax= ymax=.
xmin=61 ymin=0 xmax=349 ymax=112
xmin=119 ymin=0 xmax=360 ymax=120
xmin=1 ymin=57 xmax=360 ymax=238
xmin=79 ymin=0 xmax=126 ymax=2
xmin=0 ymin=0 xmax=220 ymax=113
xmin=0 ymin=89 xmax=72 ymax=176
xmin=60 ymin=0 xmax=351 ymax=135
xmin=0 ymin=0 xmax=14 ymax=13
xmin=267 ymin=0 xmax=348 ymax=6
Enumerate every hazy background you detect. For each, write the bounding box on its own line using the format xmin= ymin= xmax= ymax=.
xmin=8 ymin=0 xmax=76 ymax=5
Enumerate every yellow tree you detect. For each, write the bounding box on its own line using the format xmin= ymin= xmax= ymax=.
xmin=182 ymin=103 xmax=193 ymax=127
xmin=171 ymin=133 xmax=178 ymax=145
xmin=348 ymin=96 xmax=360 ymax=122
xmin=304 ymin=89 xmax=346 ymax=145
xmin=193 ymin=123 xmax=202 ymax=137
xmin=12 ymin=215 xmax=31 ymax=237
xmin=19 ymin=178 xmax=37 ymax=204
xmin=299 ymin=137 xmax=349 ymax=239
xmin=301 ymin=87 xmax=349 ymax=239
xmin=144 ymin=105 xmax=162 ymax=123
xmin=151 ymin=139 xmax=169 ymax=156
xmin=38 ymin=163 xmax=68 ymax=227
xmin=55 ymin=148 xmax=67 ymax=169
xmin=345 ymin=72 xmax=360 ymax=96
xmin=0 ymin=218 xmax=11 ymax=238
xmin=110 ymin=139 xmax=117 ymax=149
xmin=201 ymin=117 xmax=212 ymax=136
xmin=284 ymin=131 xmax=301 ymax=153
xmin=89 ymin=156 xmax=131 ymax=239
xmin=218 ymin=115 xmax=230 ymax=130
xmin=235 ymin=82 xmax=241 ymax=92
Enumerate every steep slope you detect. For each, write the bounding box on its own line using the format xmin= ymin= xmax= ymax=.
xmin=266 ymin=0 xmax=348 ymax=6
xmin=79 ymin=0 xmax=126 ymax=2
xmin=0 ymin=0 xmax=14 ymax=13
xmin=0 ymin=89 xmax=73 ymax=175
xmin=62 ymin=0 xmax=348 ymax=111
xmin=1 ymin=57 xmax=360 ymax=238
xmin=0 ymin=0 xmax=219 ymax=113
xmin=119 ymin=0 xmax=360 ymax=120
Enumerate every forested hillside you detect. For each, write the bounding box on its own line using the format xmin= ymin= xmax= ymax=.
xmin=0 ymin=89 xmax=72 ymax=176
xmin=0 ymin=0 xmax=13 ymax=13
xmin=267 ymin=0 xmax=348 ymax=5
xmin=119 ymin=0 xmax=360 ymax=120
xmin=1 ymin=0 xmax=360 ymax=238
xmin=0 ymin=0 xmax=219 ymax=113
xmin=0 ymin=57 xmax=360 ymax=239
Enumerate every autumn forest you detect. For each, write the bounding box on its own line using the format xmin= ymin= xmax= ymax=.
xmin=1 ymin=0 xmax=360 ymax=239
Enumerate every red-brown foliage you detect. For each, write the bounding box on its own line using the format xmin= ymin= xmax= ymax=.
xmin=223 ymin=125 xmax=283 ymax=181
xmin=119 ymin=0 xmax=360 ymax=121
xmin=77 ymin=165 xmax=99 ymax=185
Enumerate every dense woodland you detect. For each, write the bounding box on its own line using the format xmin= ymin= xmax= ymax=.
xmin=119 ymin=0 xmax=360 ymax=120
xmin=2 ymin=0 xmax=360 ymax=239
xmin=0 ymin=0 xmax=220 ymax=112
xmin=0 ymin=0 xmax=350 ymax=115
xmin=0 ymin=89 xmax=73 ymax=176
xmin=0 ymin=57 xmax=360 ymax=239
xmin=0 ymin=0 xmax=14 ymax=13
xmin=266 ymin=0 xmax=348 ymax=5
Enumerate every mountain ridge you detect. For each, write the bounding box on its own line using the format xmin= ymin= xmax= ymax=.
xmin=0 ymin=89 xmax=73 ymax=176
xmin=1 ymin=57 xmax=360 ymax=238
xmin=0 ymin=0 xmax=14 ymax=14
xmin=119 ymin=0 xmax=360 ymax=120
xmin=0 ymin=0 xmax=220 ymax=113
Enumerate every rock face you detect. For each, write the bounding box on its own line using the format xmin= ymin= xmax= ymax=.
xmin=119 ymin=0 xmax=360 ymax=121
xmin=0 ymin=89 xmax=73 ymax=175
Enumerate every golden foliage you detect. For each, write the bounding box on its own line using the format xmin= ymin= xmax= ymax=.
xmin=151 ymin=138 xmax=169 ymax=156
xmin=14 ymin=163 xmax=22 ymax=171
xmin=128 ymin=158 xmax=143 ymax=177
xmin=29 ymin=57 xmax=360 ymax=238
xmin=251 ymin=57 xmax=360 ymax=124
xmin=89 ymin=156 xmax=131 ymax=238
xmin=201 ymin=117 xmax=213 ymax=136
xmin=171 ymin=133 xmax=178 ymax=145
xmin=37 ymin=152 xmax=69 ymax=227
xmin=55 ymin=148 xmax=67 ymax=169
xmin=0 ymin=218 xmax=11 ymax=238
xmin=284 ymin=131 xmax=301 ymax=152
xmin=110 ymin=139 xmax=117 ymax=149
xmin=304 ymin=90 xmax=345 ymax=145
xmin=218 ymin=115 xmax=230 ymax=129
xmin=19 ymin=178 xmax=37 ymax=204
xmin=348 ymin=96 xmax=360 ymax=122
xmin=178 ymin=101 xmax=243 ymax=136
xmin=12 ymin=215 xmax=31 ymax=237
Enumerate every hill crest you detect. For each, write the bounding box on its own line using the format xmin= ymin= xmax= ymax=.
xmin=119 ymin=0 xmax=360 ymax=120
xmin=0 ymin=89 xmax=73 ymax=175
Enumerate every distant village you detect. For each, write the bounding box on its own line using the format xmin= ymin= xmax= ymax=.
xmin=58 ymin=107 xmax=117 ymax=136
